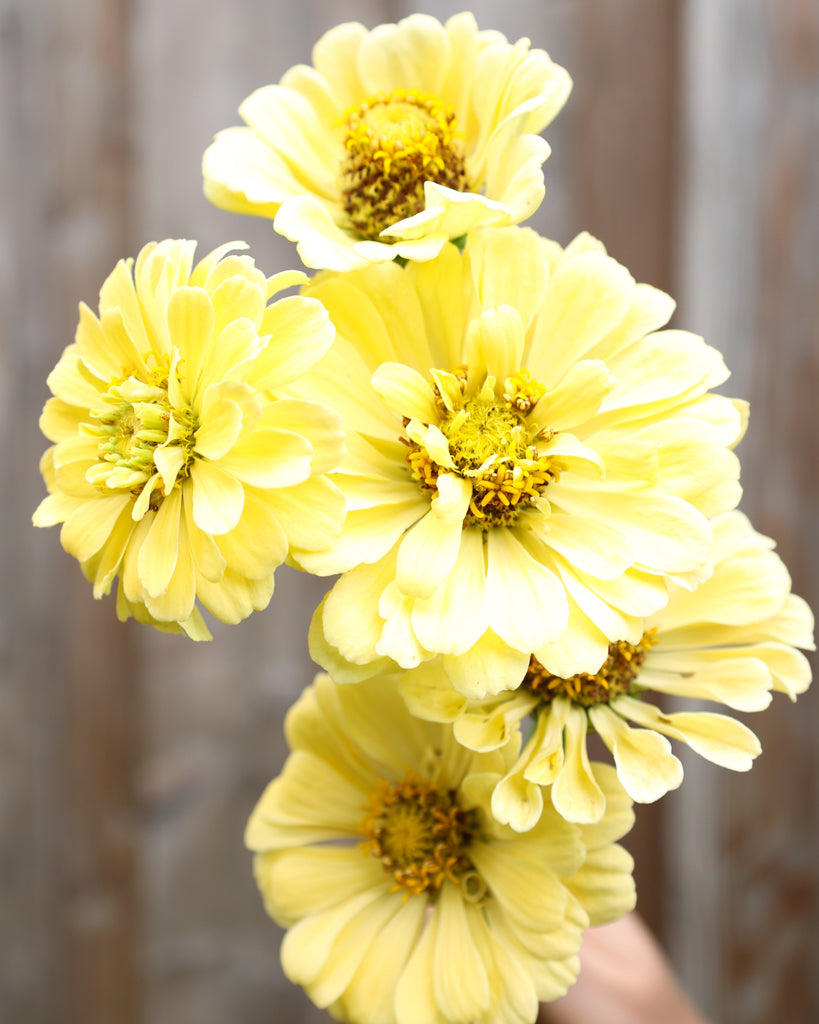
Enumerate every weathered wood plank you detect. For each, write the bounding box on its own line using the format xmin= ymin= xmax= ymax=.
xmin=4 ymin=0 xmax=818 ymax=1021
xmin=670 ymin=0 xmax=819 ymax=1021
xmin=2 ymin=0 xmax=140 ymax=1020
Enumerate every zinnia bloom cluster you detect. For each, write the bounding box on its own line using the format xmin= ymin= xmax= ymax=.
xmin=33 ymin=239 xmax=346 ymax=638
xmin=33 ymin=10 xmax=814 ymax=1023
xmin=300 ymin=227 xmax=747 ymax=694
xmin=247 ymin=672 xmax=636 ymax=1024
xmin=203 ymin=12 xmax=571 ymax=270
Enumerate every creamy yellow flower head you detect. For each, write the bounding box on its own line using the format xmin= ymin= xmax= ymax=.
xmin=202 ymin=12 xmax=571 ymax=270
xmin=400 ymin=511 xmax=814 ymax=828
xmin=298 ymin=227 xmax=747 ymax=693
xmin=247 ymin=671 xmax=635 ymax=1024
xmin=33 ymin=239 xmax=346 ymax=639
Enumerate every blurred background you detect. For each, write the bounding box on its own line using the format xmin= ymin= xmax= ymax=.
xmin=1 ymin=0 xmax=817 ymax=1021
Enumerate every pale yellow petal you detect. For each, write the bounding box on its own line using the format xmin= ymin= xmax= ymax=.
xmin=60 ymin=494 xmax=132 ymax=563
xmin=136 ymin=485 xmax=182 ymax=598
xmin=442 ymin=629 xmax=530 ymax=699
xmin=268 ymin=476 xmax=346 ymax=553
xmin=411 ymin=528 xmax=490 ymax=655
xmin=468 ymin=226 xmax=550 ymax=333
xmin=193 ymin=397 xmax=243 ymax=461
xmin=297 ymin=501 xmax=425 ymax=576
xmin=190 ymin=459 xmax=245 ymax=535
xmin=529 ymin=359 xmax=615 ymax=433
xmin=203 ymin=128 xmax=297 ymax=215
xmin=486 ymin=528 xmax=568 ymax=651
xmin=564 ymin=844 xmax=636 ymax=927
xmin=143 ymin=508 xmax=196 ymax=624
xmin=279 ymin=888 xmax=384 ymax=988
xmin=239 ymin=84 xmax=338 ymax=186
xmin=256 ymin=847 xmax=384 ymax=926
xmin=616 ymin=696 xmax=761 ymax=771
xmin=551 ymin=703 xmax=606 ymax=823
xmin=394 ymin=910 xmax=447 ymax=1024
xmin=395 ymin=476 xmax=470 ymax=598
xmin=553 ymin=482 xmax=711 ymax=575
xmin=341 ymin=896 xmax=426 ymax=1024
xmin=306 ymin=892 xmax=406 ymax=1009
xmin=528 ymin=251 xmax=634 ymax=388
xmin=469 ymin=842 xmax=567 ymax=933
xmin=432 ymin=882 xmax=491 ymax=1021
xmin=195 ymin=566 xmax=275 ymax=624
xmin=466 ymin=305 xmax=525 ymax=394
xmin=259 ymin=398 xmax=345 ymax=475
xmin=195 ymin=317 xmax=261 ymax=396
xmin=399 ymin=662 xmax=468 ymax=722
xmin=589 ymin=702 xmax=684 ymax=802
xmin=215 ymin=491 xmax=288 ymax=579
xmin=370 ymin=362 xmax=439 ymax=423
xmin=253 ymin=295 xmax=336 ymax=391
xmin=639 ymin=654 xmax=773 ymax=712
xmin=165 ymin=286 xmax=215 ymax=397
xmin=322 ymin=552 xmax=397 ymax=665
xmin=217 ymin=428 xmax=312 ymax=489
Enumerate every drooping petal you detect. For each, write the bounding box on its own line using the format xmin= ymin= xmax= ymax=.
xmin=551 ymin=703 xmax=606 ymax=823
xmin=589 ymin=702 xmax=684 ymax=803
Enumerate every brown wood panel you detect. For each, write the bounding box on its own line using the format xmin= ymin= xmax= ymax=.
xmin=3 ymin=0 xmax=818 ymax=1021
xmin=2 ymin=0 xmax=141 ymax=1021
xmin=670 ymin=0 xmax=819 ymax=1021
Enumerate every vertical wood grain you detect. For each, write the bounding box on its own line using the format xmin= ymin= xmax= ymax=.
xmin=672 ymin=0 xmax=819 ymax=1020
xmin=2 ymin=0 xmax=141 ymax=1020
xmin=3 ymin=0 xmax=818 ymax=1021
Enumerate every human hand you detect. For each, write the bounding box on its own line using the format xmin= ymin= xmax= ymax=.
xmin=540 ymin=912 xmax=712 ymax=1024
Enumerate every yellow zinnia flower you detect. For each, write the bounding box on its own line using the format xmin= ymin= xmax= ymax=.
xmin=298 ymin=227 xmax=746 ymax=692
xmin=202 ymin=12 xmax=571 ymax=270
xmin=247 ymin=671 xmax=635 ymax=1024
xmin=399 ymin=512 xmax=814 ymax=828
xmin=33 ymin=239 xmax=346 ymax=639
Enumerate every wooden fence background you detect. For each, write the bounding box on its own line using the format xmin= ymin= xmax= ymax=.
xmin=2 ymin=0 xmax=817 ymax=1021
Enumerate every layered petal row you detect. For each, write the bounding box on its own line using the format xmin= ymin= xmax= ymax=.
xmin=34 ymin=240 xmax=346 ymax=638
xmin=302 ymin=227 xmax=747 ymax=692
xmin=247 ymin=671 xmax=635 ymax=1024
xmin=203 ymin=13 xmax=571 ymax=270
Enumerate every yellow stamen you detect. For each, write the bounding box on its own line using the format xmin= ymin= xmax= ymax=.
xmin=359 ymin=770 xmax=482 ymax=900
xmin=401 ymin=364 xmax=557 ymax=528
xmin=525 ymin=630 xmax=659 ymax=708
xmin=339 ymin=89 xmax=468 ymax=240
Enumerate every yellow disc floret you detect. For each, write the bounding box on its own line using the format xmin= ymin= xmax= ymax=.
xmin=526 ymin=631 xmax=659 ymax=708
xmin=359 ymin=770 xmax=482 ymax=900
xmin=340 ymin=89 xmax=468 ymax=239
xmin=403 ymin=367 xmax=557 ymax=527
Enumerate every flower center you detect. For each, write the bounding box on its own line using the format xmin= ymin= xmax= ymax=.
xmin=359 ymin=770 xmax=482 ymax=899
xmin=525 ymin=631 xmax=658 ymax=708
xmin=404 ymin=367 xmax=556 ymax=527
xmin=340 ymin=89 xmax=469 ymax=240
xmin=84 ymin=368 xmax=197 ymax=504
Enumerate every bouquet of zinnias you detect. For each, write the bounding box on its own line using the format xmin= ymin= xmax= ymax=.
xmin=34 ymin=13 xmax=812 ymax=1024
